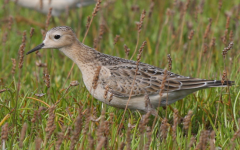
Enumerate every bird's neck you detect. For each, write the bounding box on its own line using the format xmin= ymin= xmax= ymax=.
xmin=60 ymin=41 xmax=96 ymax=62
xmin=59 ymin=41 xmax=102 ymax=90
xmin=59 ymin=41 xmax=100 ymax=72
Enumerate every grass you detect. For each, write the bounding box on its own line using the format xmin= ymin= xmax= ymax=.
xmin=0 ymin=0 xmax=240 ymax=149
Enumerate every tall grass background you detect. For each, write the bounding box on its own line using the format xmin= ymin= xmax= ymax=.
xmin=0 ymin=0 xmax=239 ymax=149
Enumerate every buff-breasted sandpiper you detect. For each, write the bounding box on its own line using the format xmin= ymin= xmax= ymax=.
xmin=26 ymin=26 xmax=234 ymax=115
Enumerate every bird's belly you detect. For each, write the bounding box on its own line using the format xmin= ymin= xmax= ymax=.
xmin=91 ymin=89 xmax=197 ymax=111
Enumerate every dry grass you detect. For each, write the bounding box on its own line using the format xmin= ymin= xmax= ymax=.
xmin=0 ymin=0 xmax=239 ymax=149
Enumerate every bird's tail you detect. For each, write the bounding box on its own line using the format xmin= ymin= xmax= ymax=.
xmin=208 ymin=80 xmax=234 ymax=87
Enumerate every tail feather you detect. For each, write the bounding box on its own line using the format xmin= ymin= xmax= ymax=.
xmin=208 ymin=80 xmax=234 ymax=87
xmin=173 ymin=79 xmax=235 ymax=91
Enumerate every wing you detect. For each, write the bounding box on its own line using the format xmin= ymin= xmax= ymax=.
xmin=99 ymin=63 xmax=216 ymax=98
xmin=99 ymin=62 xmax=234 ymax=98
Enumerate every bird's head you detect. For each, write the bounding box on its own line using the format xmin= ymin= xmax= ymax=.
xmin=26 ymin=26 xmax=77 ymax=55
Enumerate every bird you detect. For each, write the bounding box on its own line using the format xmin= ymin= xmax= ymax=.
xmin=14 ymin=0 xmax=96 ymax=16
xmin=26 ymin=26 xmax=234 ymax=115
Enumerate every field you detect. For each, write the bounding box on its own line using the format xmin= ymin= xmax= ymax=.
xmin=0 ymin=0 xmax=240 ymax=149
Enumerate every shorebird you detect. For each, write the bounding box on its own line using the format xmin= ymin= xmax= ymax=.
xmin=26 ymin=26 xmax=234 ymax=115
xmin=14 ymin=0 xmax=96 ymax=16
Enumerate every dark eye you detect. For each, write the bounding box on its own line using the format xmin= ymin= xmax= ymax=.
xmin=54 ymin=35 xmax=61 ymax=39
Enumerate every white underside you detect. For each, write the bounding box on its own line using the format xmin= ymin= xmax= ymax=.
xmin=90 ymin=83 xmax=197 ymax=112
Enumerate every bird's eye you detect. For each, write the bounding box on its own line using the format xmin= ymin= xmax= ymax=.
xmin=54 ymin=35 xmax=61 ymax=39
